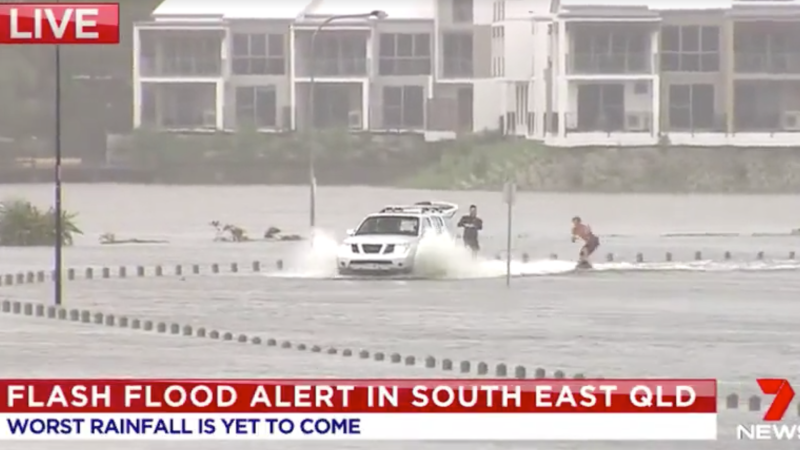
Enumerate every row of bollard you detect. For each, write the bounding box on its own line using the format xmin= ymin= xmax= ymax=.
xmin=0 ymin=299 xmax=795 ymax=413
xmin=0 ymin=260 xmax=286 ymax=288
xmin=510 ymin=250 xmax=797 ymax=263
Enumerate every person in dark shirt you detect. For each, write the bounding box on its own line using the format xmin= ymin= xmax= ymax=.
xmin=457 ymin=205 xmax=483 ymax=257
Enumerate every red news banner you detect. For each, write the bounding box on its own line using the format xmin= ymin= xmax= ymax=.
xmin=0 ymin=379 xmax=718 ymax=440
xmin=0 ymin=2 xmax=119 ymax=44
xmin=0 ymin=379 xmax=716 ymax=413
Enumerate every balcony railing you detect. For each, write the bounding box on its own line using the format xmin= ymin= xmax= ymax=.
xmin=140 ymin=56 xmax=223 ymax=77
xmin=564 ymin=111 xmax=653 ymax=133
xmin=567 ymin=53 xmax=655 ymax=75
xmin=441 ymin=58 xmax=473 ymax=78
xmin=296 ymin=57 xmax=370 ymax=77
xmin=734 ymin=52 xmax=800 ymax=74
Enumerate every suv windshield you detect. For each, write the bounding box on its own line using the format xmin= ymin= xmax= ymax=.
xmin=355 ymin=216 xmax=419 ymax=236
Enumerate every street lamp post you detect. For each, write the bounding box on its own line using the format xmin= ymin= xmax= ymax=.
xmin=307 ymin=10 xmax=387 ymax=231
xmin=54 ymin=45 xmax=63 ymax=306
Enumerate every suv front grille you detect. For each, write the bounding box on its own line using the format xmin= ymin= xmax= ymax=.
xmin=361 ymin=244 xmax=382 ymax=254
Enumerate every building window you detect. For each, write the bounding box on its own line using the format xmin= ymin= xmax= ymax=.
xmin=661 ymin=26 xmax=719 ymax=72
xmin=382 ymin=86 xmax=424 ymax=129
xmin=235 ymin=86 xmax=277 ymax=128
xmin=442 ymin=33 xmax=473 ymax=77
xmin=378 ymin=33 xmax=431 ymax=75
xmin=667 ymin=84 xmax=715 ymax=130
xmin=232 ymin=33 xmax=285 ymax=75
xmin=452 ymin=0 xmax=473 ymax=23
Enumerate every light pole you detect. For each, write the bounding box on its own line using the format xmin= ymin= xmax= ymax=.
xmin=307 ymin=10 xmax=387 ymax=231
xmin=54 ymin=44 xmax=63 ymax=306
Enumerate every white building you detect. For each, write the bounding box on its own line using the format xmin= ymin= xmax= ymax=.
xmin=133 ymin=0 xmax=800 ymax=146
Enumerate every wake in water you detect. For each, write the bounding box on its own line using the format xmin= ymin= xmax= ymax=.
xmin=269 ymin=230 xmax=800 ymax=279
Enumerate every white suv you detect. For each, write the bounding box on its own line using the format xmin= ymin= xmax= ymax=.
xmin=336 ymin=201 xmax=458 ymax=275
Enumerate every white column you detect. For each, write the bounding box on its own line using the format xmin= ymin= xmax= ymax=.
xmin=289 ymin=26 xmax=296 ymax=130
xmin=557 ymin=19 xmax=567 ymax=138
xmin=361 ymin=80 xmax=369 ymax=130
xmin=650 ymin=29 xmax=660 ymax=136
xmin=215 ymin=80 xmax=224 ymax=129
xmin=132 ymin=26 xmax=141 ymax=128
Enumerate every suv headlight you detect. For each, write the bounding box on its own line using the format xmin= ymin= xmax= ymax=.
xmin=394 ymin=244 xmax=410 ymax=254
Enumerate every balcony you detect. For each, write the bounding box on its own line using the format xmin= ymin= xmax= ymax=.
xmin=734 ymin=52 xmax=800 ymax=75
xmin=567 ymin=53 xmax=655 ymax=75
xmin=139 ymin=56 xmax=224 ymax=78
xmin=297 ymin=57 xmax=370 ymax=78
xmin=441 ymin=57 xmax=473 ymax=78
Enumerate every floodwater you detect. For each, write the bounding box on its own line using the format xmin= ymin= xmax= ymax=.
xmin=1 ymin=184 xmax=799 ymax=449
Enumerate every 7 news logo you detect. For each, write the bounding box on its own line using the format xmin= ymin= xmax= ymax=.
xmin=736 ymin=379 xmax=799 ymax=440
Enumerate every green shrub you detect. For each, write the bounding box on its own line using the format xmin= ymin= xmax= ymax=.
xmin=0 ymin=199 xmax=82 ymax=246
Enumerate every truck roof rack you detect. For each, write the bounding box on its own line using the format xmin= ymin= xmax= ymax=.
xmin=378 ymin=201 xmax=458 ymax=217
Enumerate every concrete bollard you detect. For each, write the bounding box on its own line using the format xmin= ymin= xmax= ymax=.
xmin=119 ymin=266 xmax=127 ymax=278
xmin=193 ymin=264 xmax=200 ymax=274
xmin=118 ymin=316 xmax=128 ymax=327
xmin=554 ymin=370 xmax=565 ymax=379
xmin=748 ymin=396 xmax=761 ymax=411
xmin=757 ymin=251 xmax=764 ymax=260
xmin=442 ymin=359 xmax=453 ymax=371
xmin=223 ymin=332 xmax=233 ymax=341
xmin=495 ymin=363 xmax=507 ymax=377
xmin=67 ymin=268 xmax=75 ymax=280
xmin=342 ymin=349 xmax=352 ymax=357
xmin=237 ymin=334 xmax=247 ymax=343
xmin=252 ymin=261 xmax=261 ymax=272
xmin=102 ymin=267 xmax=110 ymax=278
xmin=175 ymin=265 xmax=182 ymax=276
xmin=80 ymin=310 xmax=91 ymax=323
xmin=137 ymin=266 xmax=145 ymax=277
xmin=549 ymin=253 xmax=558 ymax=260
xmin=390 ymin=353 xmax=401 ymax=363
xmin=359 ymin=350 xmax=369 ymax=359
xmin=93 ymin=312 xmax=104 ymax=324
xmin=46 ymin=306 xmax=56 ymax=318
xmin=16 ymin=273 xmax=24 ymax=284
xmin=69 ymin=309 xmax=79 ymax=321
xmin=534 ymin=368 xmax=546 ymax=378
xmin=574 ymin=373 xmax=585 ymax=379
xmin=11 ymin=301 xmax=21 ymax=314
xmin=327 ymin=347 xmax=337 ymax=355
xmin=606 ymin=253 xmax=613 ymax=262
xmin=276 ymin=260 xmax=284 ymax=270
xmin=694 ymin=251 xmax=702 ymax=260
xmin=182 ymin=325 xmax=192 ymax=336
xmin=131 ymin=318 xmax=141 ymax=329
xmin=790 ymin=251 xmax=796 ymax=259
xmin=374 ymin=352 xmax=385 ymax=361
xmin=56 ymin=308 xmax=66 ymax=320
xmin=460 ymin=361 xmax=471 ymax=373
xmin=251 ymin=337 xmax=262 ymax=344
xmin=26 ymin=272 xmax=35 ymax=283
xmin=37 ymin=271 xmax=45 ymax=282
xmin=209 ymin=330 xmax=220 ymax=339
xmin=104 ymin=314 xmax=115 ymax=326
xmin=231 ymin=263 xmax=238 ymax=273
xmin=34 ymin=304 xmax=44 ymax=316
xmin=85 ymin=268 xmax=93 ymax=279
xmin=197 ymin=328 xmax=207 ymax=338
xmin=725 ymin=394 xmax=738 ymax=409
xmin=3 ymin=274 xmax=12 ymax=285
xmin=212 ymin=263 xmax=219 ymax=274
xmin=170 ymin=323 xmax=180 ymax=334
xmin=23 ymin=302 xmax=32 ymax=315
xmin=310 ymin=345 xmax=320 ymax=352
xmin=477 ymin=362 xmax=488 ymax=375
xmin=155 ymin=266 xmax=163 ymax=276
xmin=425 ymin=356 xmax=436 ymax=368
xmin=636 ymin=253 xmax=643 ymax=263
xmin=514 ymin=365 xmax=526 ymax=379
xmin=724 ymin=251 xmax=731 ymax=260
xmin=1 ymin=300 xmax=9 ymax=313
xmin=404 ymin=355 xmax=415 ymax=365
xmin=522 ymin=253 xmax=529 ymax=263
xmin=143 ymin=320 xmax=153 ymax=331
